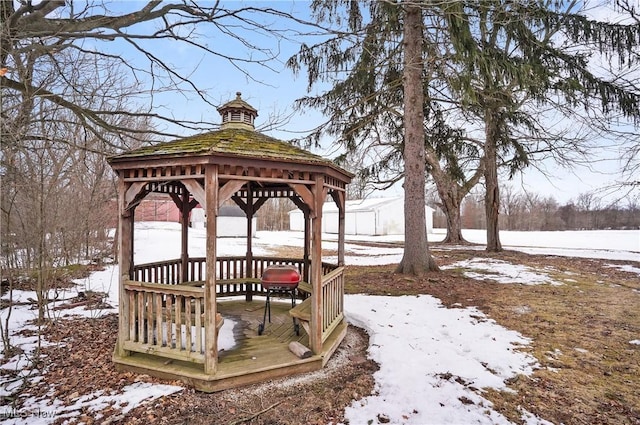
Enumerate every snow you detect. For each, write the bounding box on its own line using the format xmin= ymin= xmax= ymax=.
xmin=16 ymin=383 xmax=183 ymax=424
xmin=344 ymin=295 xmax=536 ymax=424
xmin=1 ymin=223 xmax=638 ymax=424
xmin=440 ymin=258 xmax=560 ymax=285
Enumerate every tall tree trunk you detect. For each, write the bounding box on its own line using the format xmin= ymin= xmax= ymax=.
xmin=396 ymin=3 xmax=438 ymax=274
xmin=484 ymin=108 xmax=502 ymax=252
xmin=440 ymin=193 xmax=465 ymax=244
xmin=426 ymin=146 xmax=485 ymax=244
xmin=425 ymin=147 xmax=468 ymax=244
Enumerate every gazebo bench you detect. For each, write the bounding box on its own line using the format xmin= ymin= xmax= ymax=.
xmin=297 ymin=281 xmax=312 ymax=296
xmin=180 ymin=278 xmax=261 ymax=288
xmin=180 ymin=278 xmax=261 ymax=299
xmin=289 ymin=297 xmax=312 ymax=336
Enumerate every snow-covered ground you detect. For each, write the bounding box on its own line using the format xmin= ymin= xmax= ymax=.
xmin=1 ymin=223 xmax=638 ymax=424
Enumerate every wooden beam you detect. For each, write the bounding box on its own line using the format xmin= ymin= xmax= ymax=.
xmin=218 ymin=180 xmax=246 ymax=207
xmin=173 ymin=188 xmax=199 ymax=213
xmin=182 ymin=179 xmax=206 ymax=207
xmin=329 ymin=189 xmax=344 ymax=207
xmin=338 ymin=195 xmax=346 ymax=266
xmin=289 ymin=194 xmax=312 ymax=282
xmin=252 ymin=197 xmax=269 ymax=213
xmin=232 ymin=195 xmax=268 ymax=215
xmin=310 ymin=175 xmax=324 ymax=354
xmin=117 ymin=176 xmax=134 ymax=358
xmin=245 ymin=184 xmax=254 ymax=289
xmin=204 ymin=166 xmax=218 ymax=375
xmin=169 ymin=192 xmax=183 ymax=211
xmin=180 ymin=190 xmax=190 ymax=283
xmin=289 ymin=195 xmax=306 ymax=212
xmin=124 ymin=181 xmax=147 ymax=210
xmin=231 ymin=195 xmax=247 ymax=212
xmin=289 ymin=184 xmax=315 ymax=217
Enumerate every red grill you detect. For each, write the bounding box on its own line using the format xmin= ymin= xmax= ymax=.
xmin=258 ymin=265 xmax=301 ymax=335
xmin=261 ymin=265 xmax=301 ymax=290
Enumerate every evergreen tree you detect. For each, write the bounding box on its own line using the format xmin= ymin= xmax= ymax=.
xmin=288 ymin=1 xmax=482 ymax=253
xmin=444 ymin=0 xmax=640 ymax=251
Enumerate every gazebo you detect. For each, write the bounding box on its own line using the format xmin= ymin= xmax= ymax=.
xmin=107 ymin=93 xmax=352 ymax=392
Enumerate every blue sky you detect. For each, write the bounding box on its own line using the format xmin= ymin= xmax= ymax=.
xmin=95 ymin=1 xmax=326 ymax=137
xmin=91 ymin=1 xmax=636 ymax=205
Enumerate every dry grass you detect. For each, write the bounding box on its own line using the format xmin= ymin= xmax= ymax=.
xmin=346 ymin=248 xmax=640 ymax=424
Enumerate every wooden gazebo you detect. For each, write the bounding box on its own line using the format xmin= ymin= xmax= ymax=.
xmin=107 ymin=93 xmax=352 ymax=392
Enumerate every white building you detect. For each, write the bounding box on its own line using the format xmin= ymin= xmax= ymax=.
xmin=289 ymin=197 xmax=434 ymax=236
xmin=190 ymin=205 xmax=257 ymax=237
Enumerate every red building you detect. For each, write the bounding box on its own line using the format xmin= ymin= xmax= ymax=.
xmin=134 ymin=196 xmax=181 ymax=222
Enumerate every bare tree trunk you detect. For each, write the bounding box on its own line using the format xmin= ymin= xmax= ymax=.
xmin=484 ymin=108 xmax=502 ymax=252
xmin=440 ymin=194 xmax=465 ymax=244
xmin=396 ymin=3 xmax=438 ymax=274
xmin=0 ymin=271 xmax=15 ymax=356
xmin=36 ymin=160 xmax=47 ymax=324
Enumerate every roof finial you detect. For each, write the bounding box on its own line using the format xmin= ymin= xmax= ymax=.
xmin=217 ymin=91 xmax=258 ymax=130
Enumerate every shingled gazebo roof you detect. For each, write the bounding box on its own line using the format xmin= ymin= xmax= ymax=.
xmin=109 ymin=92 xmax=351 ymax=179
xmin=109 ymin=128 xmax=329 ymax=166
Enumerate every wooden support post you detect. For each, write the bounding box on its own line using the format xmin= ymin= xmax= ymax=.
xmin=117 ymin=178 xmax=134 ymax=357
xmin=204 ymin=165 xmax=219 ymax=375
xmin=180 ymin=189 xmax=189 ymax=283
xmin=304 ymin=208 xmax=311 ymax=283
xmin=310 ymin=176 xmax=324 ymax=354
xmin=337 ymin=192 xmax=346 ymax=266
xmin=246 ymin=183 xmax=254 ymax=301
xmin=289 ymin=194 xmax=311 ymax=283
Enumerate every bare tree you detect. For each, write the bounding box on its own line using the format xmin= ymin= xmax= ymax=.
xmin=257 ymin=198 xmax=296 ymax=231
xmin=1 ymin=1 xmax=314 ymax=331
xmin=1 ymin=1 xmax=305 ymax=146
xmin=500 ymin=185 xmax=525 ymax=231
xmin=1 ymin=46 xmax=150 ymax=324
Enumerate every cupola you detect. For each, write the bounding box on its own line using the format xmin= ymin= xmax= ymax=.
xmin=217 ymin=92 xmax=258 ymax=130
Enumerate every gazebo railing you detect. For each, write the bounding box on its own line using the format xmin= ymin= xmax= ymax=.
xmin=133 ymin=256 xmax=312 ymax=287
xmin=321 ymin=266 xmax=344 ymax=342
xmin=132 ymin=259 xmax=182 ymax=284
xmin=122 ymin=280 xmax=205 ymax=364
xmin=126 ymin=257 xmax=344 ymax=361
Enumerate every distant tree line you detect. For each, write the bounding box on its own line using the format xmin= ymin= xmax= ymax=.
xmin=432 ymin=187 xmax=640 ymax=231
xmin=256 ymin=198 xmax=295 ymax=231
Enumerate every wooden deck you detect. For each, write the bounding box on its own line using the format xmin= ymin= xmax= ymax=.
xmin=113 ymin=297 xmax=347 ymax=392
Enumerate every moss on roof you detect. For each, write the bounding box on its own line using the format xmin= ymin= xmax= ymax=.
xmin=108 ymin=128 xmax=329 ymax=165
